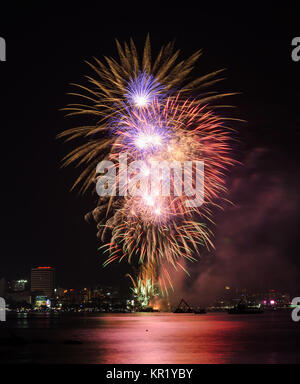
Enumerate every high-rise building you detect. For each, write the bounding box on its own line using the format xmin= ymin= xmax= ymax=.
xmin=31 ymin=267 xmax=55 ymax=298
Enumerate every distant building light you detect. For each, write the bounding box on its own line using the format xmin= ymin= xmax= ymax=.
xmin=35 ymin=296 xmax=51 ymax=308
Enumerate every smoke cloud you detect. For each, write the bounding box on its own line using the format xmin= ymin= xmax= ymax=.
xmin=169 ymin=147 xmax=300 ymax=306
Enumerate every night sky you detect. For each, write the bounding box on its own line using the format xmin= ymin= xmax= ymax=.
xmin=1 ymin=5 xmax=300 ymax=298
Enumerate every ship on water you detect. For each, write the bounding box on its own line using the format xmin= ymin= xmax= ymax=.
xmin=173 ymin=299 xmax=206 ymax=314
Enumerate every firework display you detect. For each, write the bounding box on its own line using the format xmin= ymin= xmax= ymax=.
xmin=59 ymin=36 xmax=235 ymax=305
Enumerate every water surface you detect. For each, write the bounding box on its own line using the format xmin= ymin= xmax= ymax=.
xmin=1 ymin=312 xmax=299 ymax=364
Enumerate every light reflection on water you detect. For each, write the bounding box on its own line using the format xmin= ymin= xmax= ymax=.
xmin=1 ymin=312 xmax=299 ymax=363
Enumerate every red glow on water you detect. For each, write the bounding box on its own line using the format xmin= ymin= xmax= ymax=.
xmin=93 ymin=314 xmax=248 ymax=364
xmin=6 ymin=313 xmax=300 ymax=364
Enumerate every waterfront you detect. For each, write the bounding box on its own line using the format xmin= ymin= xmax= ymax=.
xmin=0 ymin=311 xmax=299 ymax=364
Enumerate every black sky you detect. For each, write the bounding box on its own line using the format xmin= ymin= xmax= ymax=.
xmin=0 ymin=5 xmax=300 ymax=294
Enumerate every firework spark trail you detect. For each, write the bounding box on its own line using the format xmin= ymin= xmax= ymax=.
xmin=60 ymin=36 xmax=237 ymax=305
xmin=126 ymin=264 xmax=159 ymax=308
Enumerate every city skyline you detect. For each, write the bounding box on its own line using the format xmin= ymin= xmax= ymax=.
xmin=0 ymin=266 xmax=296 ymax=309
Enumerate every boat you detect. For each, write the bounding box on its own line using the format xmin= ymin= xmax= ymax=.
xmin=173 ymin=299 xmax=206 ymax=314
